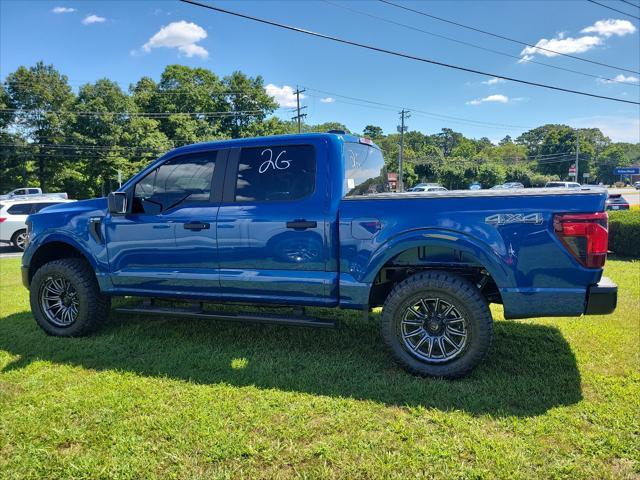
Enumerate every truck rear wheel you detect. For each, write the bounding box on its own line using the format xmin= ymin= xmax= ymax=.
xmin=29 ymin=258 xmax=110 ymax=336
xmin=381 ymin=271 xmax=493 ymax=379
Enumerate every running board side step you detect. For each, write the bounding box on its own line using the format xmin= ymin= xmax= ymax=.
xmin=114 ymin=305 xmax=337 ymax=328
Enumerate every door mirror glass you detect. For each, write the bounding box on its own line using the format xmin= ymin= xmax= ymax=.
xmin=108 ymin=192 xmax=127 ymax=214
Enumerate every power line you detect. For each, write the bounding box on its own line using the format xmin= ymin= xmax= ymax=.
xmin=379 ymin=0 xmax=640 ymax=75
xmin=619 ymin=0 xmax=640 ymax=8
xmin=586 ymin=0 xmax=640 ymax=19
xmin=0 ymin=108 xmax=289 ymax=117
xmin=305 ymin=90 xmax=533 ymax=131
xmin=179 ymin=0 xmax=639 ymax=105
xmin=323 ymin=0 xmax=639 ymax=86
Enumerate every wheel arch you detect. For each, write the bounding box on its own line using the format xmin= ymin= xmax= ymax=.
xmin=363 ymin=229 xmax=512 ymax=307
xmin=27 ymin=238 xmax=96 ymax=285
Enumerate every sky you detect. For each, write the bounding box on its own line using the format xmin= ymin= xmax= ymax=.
xmin=1 ymin=0 xmax=639 ymax=143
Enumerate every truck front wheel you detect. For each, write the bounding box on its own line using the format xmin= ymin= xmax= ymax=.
xmin=381 ymin=271 xmax=493 ymax=379
xmin=29 ymin=258 xmax=110 ymax=336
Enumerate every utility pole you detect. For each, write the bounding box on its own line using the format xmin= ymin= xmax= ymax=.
xmin=575 ymin=130 xmax=580 ymax=184
xmin=397 ymin=109 xmax=410 ymax=192
xmin=291 ymin=85 xmax=307 ymax=133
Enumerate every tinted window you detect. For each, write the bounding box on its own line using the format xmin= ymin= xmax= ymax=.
xmin=7 ymin=203 xmax=32 ymax=215
xmin=32 ymin=202 xmax=60 ymax=213
xmin=133 ymin=151 xmax=216 ymax=214
xmin=28 ymin=189 xmax=40 ymax=194
xmin=235 ymin=145 xmax=315 ymax=202
xmin=343 ymin=143 xmax=388 ymax=196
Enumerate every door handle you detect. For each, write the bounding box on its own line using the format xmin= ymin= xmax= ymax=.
xmin=286 ymin=219 xmax=317 ymax=230
xmin=184 ymin=222 xmax=210 ymax=231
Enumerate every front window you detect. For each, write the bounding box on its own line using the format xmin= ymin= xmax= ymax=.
xmin=343 ymin=143 xmax=388 ymax=197
xmin=133 ymin=151 xmax=217 ymax=214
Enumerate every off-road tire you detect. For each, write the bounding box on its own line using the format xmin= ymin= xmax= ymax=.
xmin=30 ymin=258 xmax=110 ymax=336
xmin=381 ymin=271 xmax=493 ymax=379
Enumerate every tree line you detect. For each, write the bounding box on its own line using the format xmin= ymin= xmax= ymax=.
xmin=1 ymin=62 xmax=638 ymax=197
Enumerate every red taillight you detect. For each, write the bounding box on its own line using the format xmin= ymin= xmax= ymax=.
xmin=554 ymin=212 xmax=608 ymax=268
xmin=0 ymin=218 xmax=6 ymax=223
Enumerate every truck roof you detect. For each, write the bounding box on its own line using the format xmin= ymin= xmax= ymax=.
xmin=166 ymin=132 xmax=379 ymax=157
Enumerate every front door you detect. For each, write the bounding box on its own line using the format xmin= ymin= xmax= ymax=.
xmin=216 ymin=141 xmax=335 ymax=306
xmin=105 ymin=149 xmax=223 ymax=296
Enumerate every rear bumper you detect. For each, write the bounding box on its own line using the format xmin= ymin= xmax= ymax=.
xmin=585 ymin=276 xmax=617 ymax=315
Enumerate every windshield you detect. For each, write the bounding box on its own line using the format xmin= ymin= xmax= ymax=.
xmin=343 ymin=143 xmax=388 ymax=197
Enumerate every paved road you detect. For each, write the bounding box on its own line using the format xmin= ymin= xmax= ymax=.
xmin=607 ymin=188 xmax=640 ymax=207
xmin=0 ymin=244 xmax=22 ymax=259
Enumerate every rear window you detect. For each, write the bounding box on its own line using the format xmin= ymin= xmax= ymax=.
xmin=7 ymin=203 xmax=33 ymax=215
xmin=32 ymin=202 xmax=60 ymax=212
xmin=343 ymin=143 xmax=388 ymax=197
xmin=235 ymin=145 xmax=315 ymax=202
xmin=545 ymin=182 xmax=565 ymax=188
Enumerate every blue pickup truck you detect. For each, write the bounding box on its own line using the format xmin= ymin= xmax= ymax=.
xmin=21 ymin=133 xmax=617 ymax=378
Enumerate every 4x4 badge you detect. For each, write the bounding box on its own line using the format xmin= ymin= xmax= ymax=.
xmin=485 ymin=213 xmax=543 ymax=225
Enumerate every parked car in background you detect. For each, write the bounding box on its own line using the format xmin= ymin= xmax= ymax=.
xmin=634 ymin=181 xmax=640 ymax=190
xmin=469 ymin=182 xmax=482 ymax=190
xmin=0 ymin=198 xmax=75 ymax=251
xmin=503 ymin=182 xmax=525 ymax=189
xmin=605 ymin=194 xmax=630 ymax=211
xmin=408 ymin=185 xmax=448 ymax=193
xmin=0 ymin=187 xmax=68 ymax=201
xmin=545 ymin=182 xmax=581 ymax=188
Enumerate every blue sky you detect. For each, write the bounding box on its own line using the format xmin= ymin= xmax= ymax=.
xmin=1 ymin=0 xmax=639 ymax=143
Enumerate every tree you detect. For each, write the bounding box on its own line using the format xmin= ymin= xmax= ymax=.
xmin=363 ymin=125 xmax=383 ymax=139
xmin=499 ymin=135 xmax=513 ymax=146
xmin=220 ymin=71 xmax=278 ymax=138
xmin=437 ymin=161 xmax=467 ymax=189
xmin=595 ymin=145 xmax=630 ymax=185
xmin=5 ymin=62 xmax=74 ymax=189
xmin=477 ymin=163 xmax=506 ymax=187
xmin=69 ymin=79 xmax=136 ymax=196
xmin=435 ymin=128 xmax=464 ymax=157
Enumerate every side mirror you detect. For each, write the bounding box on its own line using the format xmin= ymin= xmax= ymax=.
xmin=108 ymin=192 xmax=127 ymax=214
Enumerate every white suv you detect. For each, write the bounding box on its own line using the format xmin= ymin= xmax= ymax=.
xmin=0 ymin=198 xmax=74 ymax=251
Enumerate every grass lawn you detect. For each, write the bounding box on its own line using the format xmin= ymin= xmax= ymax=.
xmin=0 ymin=257 xmax=638 ymax=479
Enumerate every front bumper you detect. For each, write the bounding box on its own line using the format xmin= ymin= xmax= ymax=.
xmin=585 ymin=276 xmax=617 ymax=315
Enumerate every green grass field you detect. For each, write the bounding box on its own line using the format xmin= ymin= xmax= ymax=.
xmin=1 ymin=257 xmax=638 ymax=479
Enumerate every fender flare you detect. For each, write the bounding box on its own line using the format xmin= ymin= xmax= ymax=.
xmin=26 ymin=231 xmax=99 ymax=271
xmin=360 ymin=228 xmax=514 ymax=288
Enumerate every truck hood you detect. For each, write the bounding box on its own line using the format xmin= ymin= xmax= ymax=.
xmin=38 ymin=197 xmax=107 ymax=214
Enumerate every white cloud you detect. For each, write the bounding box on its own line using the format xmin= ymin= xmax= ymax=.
xmin=82 ymin=14 xmax=106 ymax=25
xmin=482 ymin=77 xmax=505 ymax=85
xmin=570 ymin=116 xmax=640 ymax=143
xmin=596 ymin=74 xmax=639 ymax=84
xmin=52 ymin=6 xmax=75 ymax=13
xmin=466 ymin=94 xmax=509 ymax=105
xmin=141 ymin=21 xmax=208 ymax=59
xmin=581 ymin=19 xmax=636 ymax=38
xmin=520 ymin=34 xmax=602 ymax=62
xmin=320 ymin=97 xmax=335 ymax=103
xmin=264 ymin=84 xmax=305 ymax=107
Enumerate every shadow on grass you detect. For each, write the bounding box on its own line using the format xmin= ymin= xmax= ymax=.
xmin=0 ymin=308 xmax=582 ymax=417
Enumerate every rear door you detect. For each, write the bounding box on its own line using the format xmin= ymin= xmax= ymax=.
xmin=216 ymin=140 xmax=335 ymax=305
